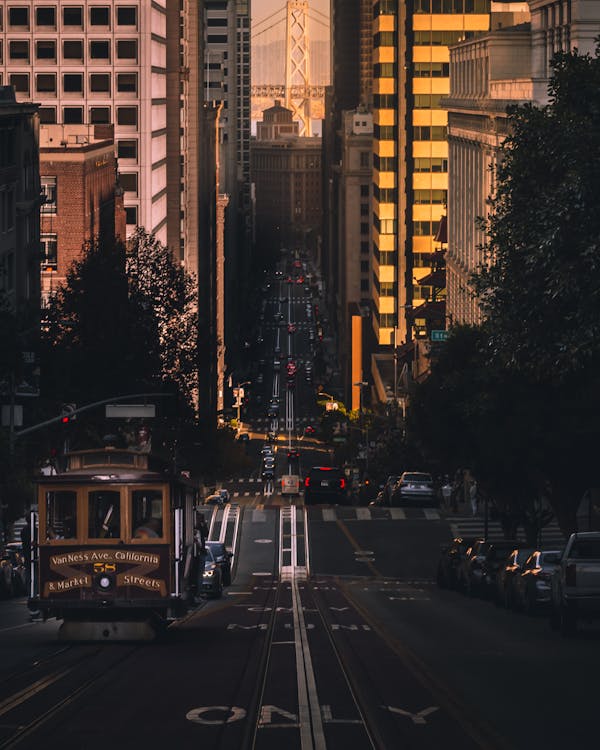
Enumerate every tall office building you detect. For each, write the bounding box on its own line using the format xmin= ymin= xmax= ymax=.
xmin=203 ymin=0 xmax=251 ymax=366
xmin=0 ymin=1 xmax=173 ymax=243
xmin=371 ymin=0 xmax=490 ymax=357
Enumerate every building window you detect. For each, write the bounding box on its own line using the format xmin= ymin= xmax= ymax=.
xmin=63 ymin=7 xmax=83 ymax=26
xmin=40 ymin=177 xmax=57 ymax=214
xmin=360 ymin=279 xmax=369 ymax=292
xmin=90 ymin=74 xmax=110 ymax=93
xmin=360 ymin=203 xmax=369 ymax=216
xmin=90 ymin=40 xmax=110 ymax=59
xmin=63 ymin=74 xmax=83 ymax=93
xmin=125 ymin=206 xmax=137 ymax=225
xmin=41 ymin=234 xmax=58 ymax=268
xmin=374 ymin=62 xmax=396 ymax=78
xmin=116 ymin=73 xmax=137 ymax=93
xmin=413 ymin=126 xmax=447 ymax=141
xmin=414 ymin=94 xmax=443 ymax=109
xmin=360 ymin=261 xmax=369 ymax=274
xmin=36 ymin=6 xmax=56 ymax=26
xmin=63 ymin=107 xmax=83 ymax=124
xmin=359 ymin=151 xmax=370 ymax=168
xmin=90 ymin=106 xmax=110 ymax=124
xmin=9 ymin=41 xmax=30 ymax=61
xmin=63 ymin=40 xmax=83 ymax=60
xmin=39 ymin=107 xmax=57 ymax=123
xmin=117 ymin=7 xmax=137 ymax=26
xmin=414 ymin=62 xmax=450 ymax=78
xmin=36 ymin=40 xmax=56 ymax=60
xmin=9 ymin=7 xmax=29 ymax=27
xmin=36 ymin=74 xmax=57 ymax=94
xmin=414 ymin=157 xmax=448 ymax=172
xmin=117 ymin=107 xmax=137 ymax=126
xmin=360 ymin=222 xmax=369 ymax=236
xmin=90 ymin=7 xmax=110 ymax=26
xmin=360 ymin=241 xmax=369 ymax=255
xmin=116 ymin=40 xmax=137 ymax=61
xmin=360 ymin=184 xmax=369 ymax=197
xmin=9 ymin=73 xmax=29 ymax=94
xmin=119 ymin=173 xmax=138 ymax=194
xmin=117 ymin=140 xmax=137 ymax=160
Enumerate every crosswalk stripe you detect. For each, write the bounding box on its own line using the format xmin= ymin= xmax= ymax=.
xmin=322 ymin=509 xmax=336 ymax=522
xmin=233 ymin=492 xmax=239 ymax=498
xmin=356 ymin=508 xmax=370 ymax=521
xmin=390 ymin=508 xmax=406 ymax=520
xmin=244 ymin=492 xmax=250 ymax=497
xmin=249 ymin=478 xmax=255 ymax=483
xmin=424 ymin=509 xmax=440 ymax=520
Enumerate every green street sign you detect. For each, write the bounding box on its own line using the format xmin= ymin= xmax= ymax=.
xmin=430 ymin=330 xmax=448 ymax=342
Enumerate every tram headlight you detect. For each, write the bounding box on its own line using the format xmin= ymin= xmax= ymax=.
xmin=203 ymin=567 xmax=216 ymax=578
xmin=95 ymin=574 xmax=114 ymax=590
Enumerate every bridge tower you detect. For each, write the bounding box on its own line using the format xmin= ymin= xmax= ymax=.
xmin=285 ymin=0 xmax=311 ymax=137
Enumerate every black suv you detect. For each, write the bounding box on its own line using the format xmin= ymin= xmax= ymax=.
xmin=304 ymin=467 xmax=348 ymax=505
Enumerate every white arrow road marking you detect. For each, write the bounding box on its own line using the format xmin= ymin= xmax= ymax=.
xmin=329 ymin=607 xmax=349 ymax=612
xmin=384 ymin=705 xmax=439 ymax=725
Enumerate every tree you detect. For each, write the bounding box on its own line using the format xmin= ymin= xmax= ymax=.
xmin=41 ymin=231 xmax=200 ymax=457
xmin=473 ymin=46 xmax=600 ymax=383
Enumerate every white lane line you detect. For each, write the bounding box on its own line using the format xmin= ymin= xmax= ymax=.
xmin=390 ymin=508 xmax=406 ymax=520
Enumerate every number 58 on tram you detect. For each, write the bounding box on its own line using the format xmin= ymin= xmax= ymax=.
xmin=28 ymin=448 xmax=200 ymax=641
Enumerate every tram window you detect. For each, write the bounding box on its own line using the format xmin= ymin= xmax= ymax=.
xmin=45 ymin=491 xmax=77 ymax=540
xmin=88 ymin=491 xmax=121 ymax=539
xmin=131 ymin=489 xmax=163 ymax=539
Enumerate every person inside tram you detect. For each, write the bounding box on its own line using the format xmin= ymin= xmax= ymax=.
xmin=133 ymin=517 xmax=161 ymax=539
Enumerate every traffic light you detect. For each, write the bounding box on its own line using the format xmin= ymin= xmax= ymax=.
xmin=61 ymin=403 xmax=77 ymax=424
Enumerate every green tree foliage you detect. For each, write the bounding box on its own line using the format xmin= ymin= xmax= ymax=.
xmin=410 ymin=49 xmax=600 ymax=536
xmin=474 ymin=47 xmax=600 ymax=381
xmin=42 ymin=230 xmax=199 ymax=433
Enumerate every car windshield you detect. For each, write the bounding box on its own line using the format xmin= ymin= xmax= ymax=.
xmin=403 ymin=473 xmax=432 ymax=483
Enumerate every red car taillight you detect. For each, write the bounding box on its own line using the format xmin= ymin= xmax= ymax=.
xmin=565 ymin=563 xmax=577 ymax=586
xmin=304 ymin=477 xmax=310 ymax=487
xmin=339 ymin=478 xmax=346 ymax=490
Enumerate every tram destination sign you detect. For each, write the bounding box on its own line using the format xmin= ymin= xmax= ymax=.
xmin=430 ymin=330 xmax=448 ymax=342
xmin=106 ymin=404 xmax=156 ymax=418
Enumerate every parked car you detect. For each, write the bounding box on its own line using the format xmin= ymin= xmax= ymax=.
xmin=478 ymin=540 xmax=521 ymax=599
xmin=200 ymin=546 xmax=224 ymax=598
xmin=495 ymin=547 xmax=535 ymax=608
xmin=437 ymin=537 xmax=478 ymax=590
xmin=392 ymin=472 xmax=436 ymax=506
xmin=513 ymin=549 xmax=562 ymax=614
xmin=458 ymin=539 xmax=491 ymax=595
xmin=550 ymin=532 xmax=600 ymax=635
xmin=205 ymin=541 xmax=233 ymax=586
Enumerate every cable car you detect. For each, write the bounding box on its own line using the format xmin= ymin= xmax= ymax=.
xmin=27 ymin=448 xmax=201 ymax=641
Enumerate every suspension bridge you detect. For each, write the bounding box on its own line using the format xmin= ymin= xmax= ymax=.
xmin=252 ymin=0 xmax=330 ymax=136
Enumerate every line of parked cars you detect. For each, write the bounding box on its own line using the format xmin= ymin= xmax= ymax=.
xmin=436 ymin=531 xmax=600 ymax=635
xmin=0 ymin=542 xmax=27 ymax=599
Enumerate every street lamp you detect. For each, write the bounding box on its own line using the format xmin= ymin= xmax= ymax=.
xmin=353 ymin=381 xmax=369 ymax=473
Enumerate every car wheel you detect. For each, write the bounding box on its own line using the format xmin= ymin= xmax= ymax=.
xmin=559 ymin=605 xmax=577 ymax=637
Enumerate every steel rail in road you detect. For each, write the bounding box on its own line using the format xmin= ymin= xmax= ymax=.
xmin=0 ymin=644 xmax=142 ymax=750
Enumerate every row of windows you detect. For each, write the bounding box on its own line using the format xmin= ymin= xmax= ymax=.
xmin=414 ymin=62 xmax=449 ymax=78
xmin=414 ymin=30 xmax=476 ymax=46
xmin=1 ymin=5 xmax=138 ymax=30
xmin=374 ymin=244 xmax=396 ymax=266
xmin=414 ymin=157 xmax=448 ymax=172
xmin=373 ymin=276 xmax=396 ymax=297
xmin=374 ymin=94 xmax=396 ymax=109
xmin=414 ymin=189 xmax=447 ymax=204
xmin=374 ymin=31 xmax=396 ymax=48
xmin=0 ymin=38 xmax=138 ymax=63
xmin=374 ymin=217 xmax=397 ymax=235
xmin=414 ymin=125 xmax=448 ymax=140
xmin=374 ymin=62 xmax=396 ymax=78
xmin=415 ymin=0 xmax=490 ymax=12
xmin=37 ymin=104 xmax=138 ymax=125
xmin=374 ymin=124 xmax=397 ymax=141
xmin=414 ymin=94 xmax=444 ymax=109
xmin=374 ymin=186 xmax=398 ymax=203
xmin=8 ymin=71 xmax=138 ymax=96
xmin=374 ymin=155 xmax=396 ymax=172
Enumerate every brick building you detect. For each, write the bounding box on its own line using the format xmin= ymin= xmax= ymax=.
xmin=39 ymin=123 xmax=124 ymax=304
